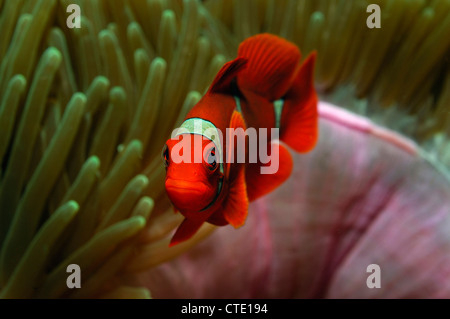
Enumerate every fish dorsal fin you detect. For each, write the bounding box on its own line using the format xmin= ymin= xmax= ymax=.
xmin=237 ymin=33 xmax=301 ymax=101
xmin=208 ymin=57 xmax=247 ymax=95
xmin=169 ymin=218 xmax=204 ymax=247
xmin=223 ymin=164 xmax=249 ymax=228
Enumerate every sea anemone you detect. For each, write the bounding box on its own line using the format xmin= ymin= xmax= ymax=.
xmin=140 ymin=101 xmax=450 ymax=298
xmin=0 ymin=0 xmax=449 ymax=298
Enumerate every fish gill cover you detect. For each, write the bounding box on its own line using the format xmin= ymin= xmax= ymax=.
xmin=0 ymin=0 xmax=449 ymax=298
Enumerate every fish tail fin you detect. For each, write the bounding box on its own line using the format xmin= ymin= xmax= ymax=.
xmin=279 ymin=52 xmax=318 ymax=153
xmin=237 ymin=33 xmax=301 ymax=101
xmin=169 ymin=218 xmax=203 ymax=247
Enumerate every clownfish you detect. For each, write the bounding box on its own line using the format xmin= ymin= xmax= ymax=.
xmin=163 ymin=33 xmax=318 ymax=246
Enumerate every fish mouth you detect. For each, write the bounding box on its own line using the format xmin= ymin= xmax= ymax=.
xmin=165 ymin=178 xmax=214 ymax=212
xmin=165 ymin=179 xmax=211 ymax=197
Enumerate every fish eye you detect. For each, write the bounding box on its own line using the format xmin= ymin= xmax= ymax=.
xmin=205 ymin=147 xmax=217 ymax=171
xmin=162 ymin=145 xmax=170 ymax=167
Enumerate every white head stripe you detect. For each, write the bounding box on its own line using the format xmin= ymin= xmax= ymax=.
xmin=175 ymin=118 xmax=223 ymax=168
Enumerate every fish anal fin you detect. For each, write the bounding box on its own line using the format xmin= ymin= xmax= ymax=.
xmin=223 ymin=165 xmax=249 ymax=228
xmin=169 ymin=218 xmax=204 ymax=247
xmin=237 ymin=33 xmax=301 ymax=101
xmin=208 ymin=57 xmax=247 ymax=95
xmin=246 ymin=141 xmax=293 ymax=202
xmin=280 ymin=52 xmax=318 ymax=153
xmin=207 ymin=209 xmax=228 ymax=226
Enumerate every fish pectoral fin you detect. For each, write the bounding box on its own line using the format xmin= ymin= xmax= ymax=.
xmin=169 ymin=218 xmax=204 ymax=247
xmin=245 ymin=140 xmax=293 ymax=202
xmin=225 ymin=110 xmax=247 ymax=179
xmin=229 ymin=109 xmax=247 ymax=130
xmin=280 ymin=52 xmax=318 ymax=153
xmin=223 ymin=164 xmax=249 ymax=228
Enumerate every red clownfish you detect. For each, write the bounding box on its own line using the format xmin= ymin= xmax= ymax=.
xmin=163 ymin=33 xmax=318 ymax=246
